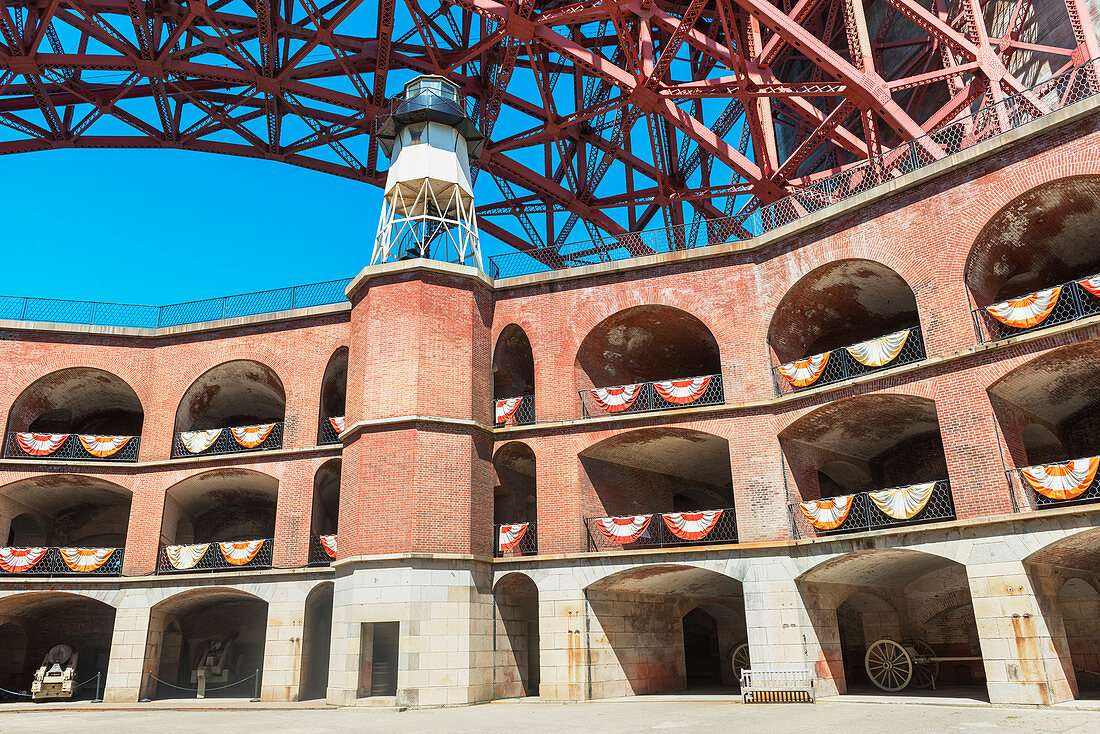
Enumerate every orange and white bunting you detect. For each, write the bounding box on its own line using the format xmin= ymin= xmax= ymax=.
xmin=777 ymin=353 xmax=830 ymax=387
xmin=985 ymin=286 xmax=1062 ymax=329
xmin=495 ymin=398 xmax=523 ymax=423
xmin=218 ymin=539 xmax=265 ymax=565
xmin=1021 ymin=456 xmax=1100 ymax=500
xmin=329 ymin=416 xmax=345 ymax=434
xmin=59 ymin=547 xmax=115 ymax=572
xmin=591 ymin=384 xmax=641 ymax=412
xmin=78 ymin=435 xmax=132 ymax=458
xmin=867 ymin=482 xmax=936 ymax=520
xmin=663 ymin=510 xmax=722 ymax=540
xmin=0 ymin=547 xmax=48 ymax=573
xmin=165 ymin=543 xmax=209 ymax=570
xmin=180 ymin=429 xmax=222 ymax=454
xmin=846 ymin=329 xmax=910 ymax=367
xmin=15 ymin=433 xmax=68 ymax=456
xmin=497 ymin=523 xmax=529 ymax=551
xmin=320 ymin=534 xmax=338 ymax=558
xmin=595 ymin=515 xmax=652 ymax=543
xmin=230 ymin=424 xmax=275 ymax=448
xmin=654 ymin=376 xmax=713 ymax=405
xmin=1079 ymin=274 xmax=1100 ymax=299
xmin=798 ymin=495 xmax=854 ymax=530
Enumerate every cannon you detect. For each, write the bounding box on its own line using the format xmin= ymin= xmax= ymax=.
xmin=864 ymin=638 xmax=982 ymax=691
xmin=31 ymin=645 xmax=78 ymax=701
xmin=189 ymin=634 xmax=238 ymax=698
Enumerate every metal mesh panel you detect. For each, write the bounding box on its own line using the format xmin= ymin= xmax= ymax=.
xmin=171 ymin=423 xmax=283 ymax=458
xmin=494 ymin=395 xmax=535 ymax=426
xmin=578 ymin=374 xmax=724 ymax=418
xmin=494 ymin=523 xmax=538 ymax=558
xmin=4 ymin=433 xmax=140 ymax=462
xmin=789 ymin=480 xmax=955 ymax=539
xmin=584 ymin=508 xmax=738 ymax=552
xmin=156 ymin=539 xmax=273 ymax=574
xmin=1007 ymin=464 xmax=1100 ymax=512
xmin=973 ymin=279 xmax=1100 ymax=342
xmin=308 ymin=536 xmax=336 ymax=565
xmin=772 ymin=326 xmax=926 ymax=395
xmin=318 ymin=418 xmax=342 ymax=445
xmin=0 ymin=547 xmax=123 ymax=577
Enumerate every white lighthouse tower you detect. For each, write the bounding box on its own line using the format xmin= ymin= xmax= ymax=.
xmin=372 ymin=76 xmax=485 ymax=269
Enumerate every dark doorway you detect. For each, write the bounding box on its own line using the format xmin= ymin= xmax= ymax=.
xmin=683 ymin=607 xmax=721 ymax=687
xmin=371 ymin=622 xmax=400 ymax=697
xmin=299 ymin=584 xmax=333 ymax=700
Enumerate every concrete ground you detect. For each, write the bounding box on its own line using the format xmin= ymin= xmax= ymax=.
xmin=1 ymin=699 xmax=1100 ymax=733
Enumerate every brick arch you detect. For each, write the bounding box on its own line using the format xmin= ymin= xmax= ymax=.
xmin=172 ymin=358 xmax=288 ymax=433
xmin=795 ymin=546 xmax=963 ymax=585
xmin=582 ymin=561 xmax=743 ymax=593
xmin=4 ymin=365 xmax=148 ymax=437
xmin=2 ymin=359 xmax=151 ymax=413
xmin=493 ymin=569 xmax=539 ymax=594
xmin=0 ymin=588 xmax=121 ymax=612
xmin=147 ymin=583 xmax=272 ymax=610
xmin=493 ymin=324 xmax=536 ymax=400
xmin=908 ymin=586 xmax=973 ymax=626
xmin=772 ymin=386 xmax=940 ymax=436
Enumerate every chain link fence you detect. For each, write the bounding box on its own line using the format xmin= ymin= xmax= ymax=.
xmin=578 ymin=374 xmax=724 ymax=418
xmin=170 ymin=422 xmax=283 ymax=458
xmin=494 ymin=522 xmax=538 ymax=557
xmin=156 ymin=539 xmax=273 ymax=574
xmin=584 ymin=508 xmax=738 ymax=552
xmin=0 ymin=547 xmax=123 ymax=577
xmin=789 ymin=480 xmax=955 ymax=539
xmin=1006 ymin=464 xmax=1100 ymax=512
xmin=3 ymin=432 xmax=140 ymax=462
xmin=494 ymin=395 xmax=535 ymax=426
xmin=772 ymin=326 xmax=926 ymax=395
xmin=972 ymin=277 xmax=1100 ymax=342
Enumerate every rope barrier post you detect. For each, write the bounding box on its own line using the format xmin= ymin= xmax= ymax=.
xmin=91 ymin=671 xmax=102 ymax=703
xmin=139 ymin=671 xmax=152 ymax=702
xmin=251 ymin=669 xmax=260 ymax=702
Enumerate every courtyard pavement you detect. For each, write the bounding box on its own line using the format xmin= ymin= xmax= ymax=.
xmin=1 ymin=699 xmax=1100 ymax=733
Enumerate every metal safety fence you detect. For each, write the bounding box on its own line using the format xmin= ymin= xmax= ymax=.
xmin=789 ymin=480 xmax=954 ymax=539
xmin=156 ymin=539 xmax=273 ymax=574
xmin=495 ymin=395 xmax=535 ymax=426
xmin=972 ymin=277 xmax=1100 ymax=343
xmin=494 ymin=522 xmax=537 ymax=558
xmin=487 ymin=59 xmax=1100 ymax=280
xmin=141 ymin=669 xmax=260 ymax=702
xmin=1005 ymin=460 xmax=1100 ymax=513
xmin=308 ymin=535 xmax=337 ymax=566
xmin=0 ymin=547 xmax=123 ymax=576
xmin=3 ymin=432 xmax=140 ymax=462
xmin=171 ymin=422 xmax=284 ymax=458
xmin=772 ymin=326 xmax=926 ymax=395
xmin=584 ymin=508 xmax=738 ymax=552
xmin=318 ymin=417 xmax=344 ymax=445
xmin=579 ymin=374 xmax=724 ymax=418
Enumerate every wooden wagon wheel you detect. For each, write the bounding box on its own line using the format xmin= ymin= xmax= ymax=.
xmin=730 ymin=642 xmax=750 ymax=679
xmin=909 ymin=639 xmax=939 ymax=689
xmin=865 ymin=638 xmax=913 ymax=692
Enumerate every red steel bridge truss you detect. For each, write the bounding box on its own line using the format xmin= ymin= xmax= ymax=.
xmin=0 ymin=0 xmax=1096 ymax=254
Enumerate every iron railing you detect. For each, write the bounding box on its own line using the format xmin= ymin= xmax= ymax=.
xmin=156 ymin=539 xmax=273 ymax=574
xmin=494 ymin=395 xmax=535 ymax=426
xmin=3 ymin=432 xmax=140 ymax=462
xmin=171 ymin=422 xmax=284 ymax=458
xmin=579 ymin=374 xmax=724 ymax=418
xmin=584 ymin=508 xmax=738 ymax=552
xmin=0 ymin=547 xmax=123 ymax=576
xmin=494 ymin=522 xmax=537 ymax=557
xmin=318 ymin=417 xmax=344 ymax=445
xmin=971 ymin=276 xmax=1100 ymax=343
xmin=308 ymin=535 xmax=337 ymax=566
xmin=486 ymin=59 xmax=1100 ymax=280
xmin=789 ymin=480 xmax=954 ymax=539
xmin=1006 ymin=457 xmax=1100 ymax=512
xmin=0 ymin=279 xmax=351 ymax=329
xmin=771 ymin=326 xmax=926 ymax=395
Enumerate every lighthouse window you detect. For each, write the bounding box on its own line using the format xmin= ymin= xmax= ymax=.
xmin=406 ymin=124 xmax=427 ymax=146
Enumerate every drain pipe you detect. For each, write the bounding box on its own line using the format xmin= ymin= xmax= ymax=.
xmin=583 ymin=588 xmax=592 ymax=701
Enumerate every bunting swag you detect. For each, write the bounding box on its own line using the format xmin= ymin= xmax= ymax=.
xmin=777 ymin=353 xmax=830 ymax=387
xmin=230 ymin=424 xmax=275 ymax=448
xmin=166 ymin=543 xmax=209 ymax=570
xmin=654 ymin=377 xmax=713 ymax=405
xmin=495 ymin=398 xmax=522 ymax=423
xmin=219 ymin=540 xmax=265 ymax=566
xmin=320 ymin=534 xmax=338 ymax=559
xmin=16 ymin=433 xmax=68 ymax=456
xmin=867 ymin=482 xmax=936 ymax=520
xmin=595 ymin=515 xmax=652 ymax=544
xmin=1021 ymin=456 xmax=1100 ymax=500
xmin=986 ymin=286 xmax=1062 ymax=329
xmin=0 ymin=547 xmax=47 ymax=573
xmin=846 ymin=329 xmax=910 ymax=367
xmin=497 ymin=523 xmax=529 ymax=551
xmin=591 ymin=384 xmax=641 ymax=413
xmin=59 ymin=547 xmax=115 ymax=573
xmin=798 ymin=496 xmax=854 ymax=531
xmin=180 ymin=429 xmax=222 ymax=454
xmin=1079 ymin=275 xmax=1100 ymax=299
xmin=78 ymin=435 xmax=132 ymax=458
xmin=329 ymin=416 xmax=345 ymax=434
xmin=663 ymin=510 xmax=722 ymax=540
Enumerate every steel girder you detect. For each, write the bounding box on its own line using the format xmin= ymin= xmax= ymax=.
xmin=0 ymin=0 xmax=1094 ymax=254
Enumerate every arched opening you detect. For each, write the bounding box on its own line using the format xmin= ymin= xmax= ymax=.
xmin=319 ymin=348 xmax=348 ymax=443
xmin=4 ymin=368 xmax=143 ymax=460
xmin=493 ymin=443 xmax=536 ymax=556
xmin=0 ymin=477 xmax=131 ymax=573
xmin=580 ymin=428 xmax=737 ymax=550
xmin=299 ymin=582 xmax=333 ymax=701
xmin=173 ymin=360 xmax=285 ymax=456
xmin=769 ymin=260 xmax=924 ymax=391
xmin=781 ymin=395 xmax=953 ymax=536
xmin=0 ymin=593 xmax=115 ymax=701
xmin=493 ymin=325 xmax=535 ymax=425
xmin=585 ymin=565 xmax=745 ymax=697
xmin=967 ymin=176 xmax=1100 ymax=338
xmin=310 ymin=461 xmax=340 ymax=564
xmin=799 ymin=549 xmax=985 ymax=699
xmin=575 ymin=306 xmax=723 ymax=416
xmin=988 ymin=340 xmax=1100 ymax=509
xmin=493 ymin=573 xmax=539 ymax=699
xmin=143 ymin=588 xmax=268 ymax=700
xmin=159 ymin=470 xmax=277 ymax=572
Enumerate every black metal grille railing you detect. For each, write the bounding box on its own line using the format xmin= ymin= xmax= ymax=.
xmin=583 ymin=508 xmax=738 ymax=552
xmin=494 ymin=395 xmax=535 ymax=426
xmin=789 ymin=480 xmax=954 ymax=539
xmin=772 ymin=326 xmax=926 ymax=395
xmin=494 ymin=523 xmax=537 ymax=557
xmin=156 ymin=539 xmax=273 ymax=574
xmin=1006 ymin=456 xmax=1100 ymax=512
xmin=487 ymin=60 xmax=1100 ymax=281
xmin=171 ymin=422 xmax=284 ymax=458
xmin=0 ymin=547 xmax=123 ymax=576
xmin=971 ymin=276 xmax=1100 ymax=343
xmin=578 ymin=374 xmax=724 ymax=419
xmin=3 ymin=432 xmax=140 ymax=462
xmin=308 ymin=535 xmax=337 ymax=566
xmin=318 ymin=417 xmax=345 ymax=445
